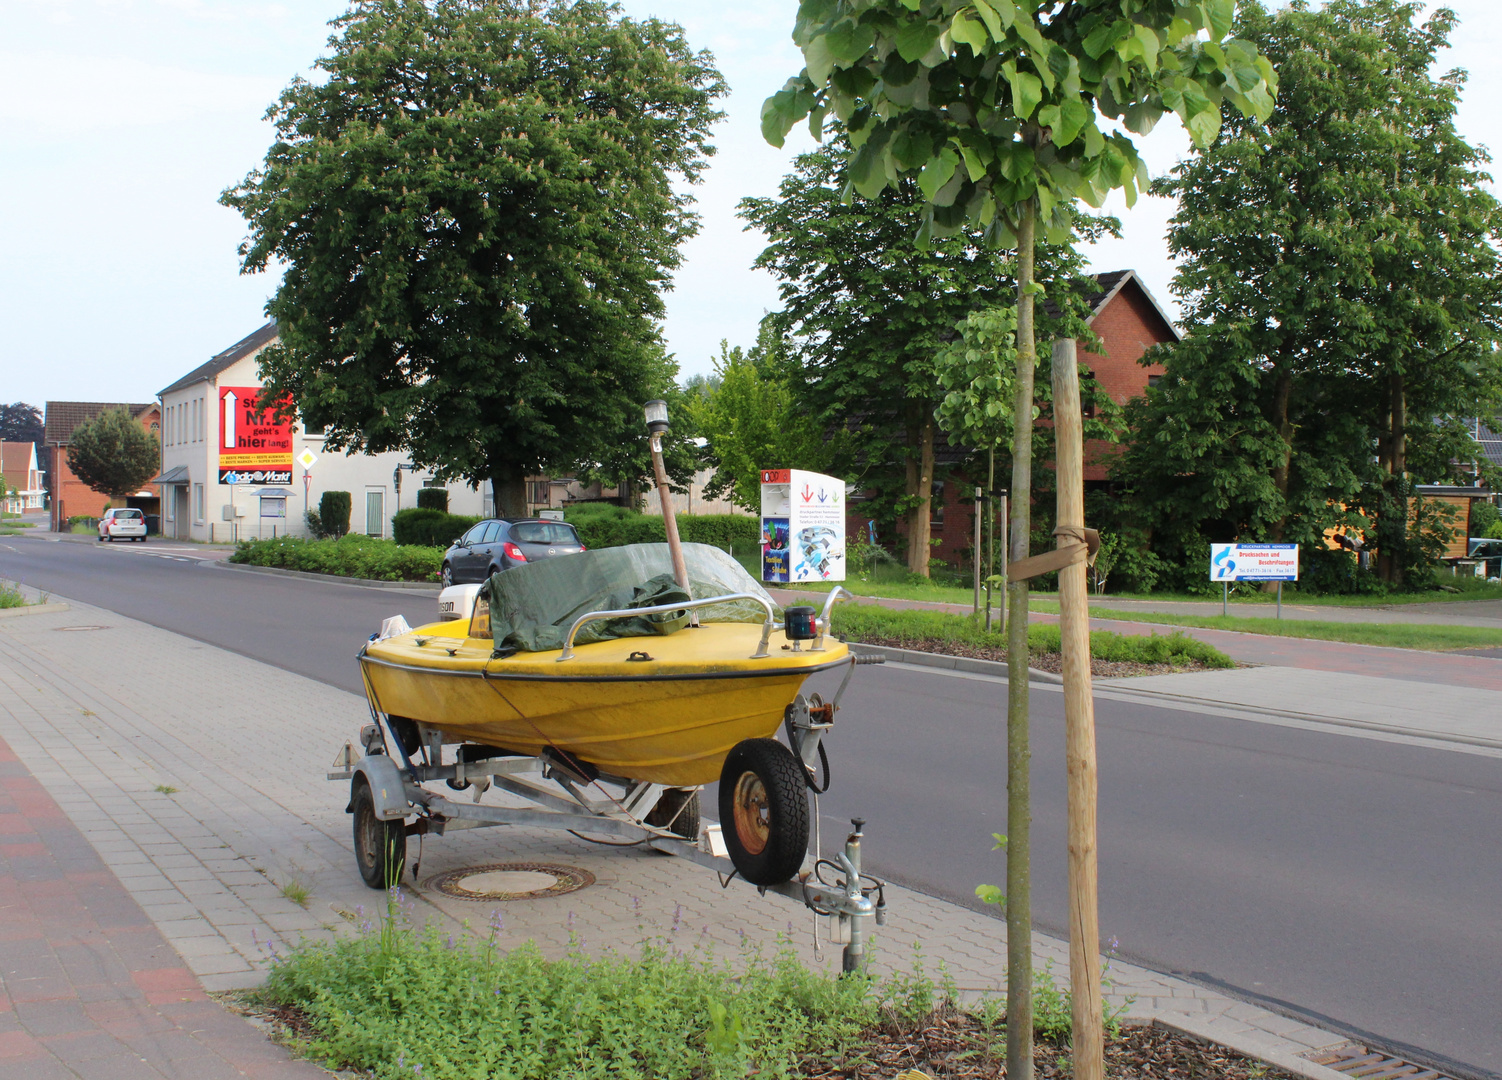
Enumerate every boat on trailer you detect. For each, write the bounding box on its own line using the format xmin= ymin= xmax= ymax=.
xmin=331 ymin=542 xmax=888 ymax=970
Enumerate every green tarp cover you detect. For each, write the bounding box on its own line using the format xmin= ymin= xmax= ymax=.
xmin=482 ymin=542 xmax=778 ymax=654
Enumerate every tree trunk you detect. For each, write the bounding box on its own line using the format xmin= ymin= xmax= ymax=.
xmin=905 ymin=404 xmax=934 ymax=577
xmin=1386 ymin=371 xmax=1407 ymax=587
xmin=491 ymin=465 xmax=527 ymax=519
xmin=1005 ymin=196 xmax=1037 ymax=1080
xmin=1269 ymin=366 xmax=1294 ymax=539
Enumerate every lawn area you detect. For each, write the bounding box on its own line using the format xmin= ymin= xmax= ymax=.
xmin=772 ymin=559 xmax=1502 ymax=610
xmin=1026 ymin=600 xmax=1502 ymax=652
xmin=831 ymin=602 xmax=1234 ymax=675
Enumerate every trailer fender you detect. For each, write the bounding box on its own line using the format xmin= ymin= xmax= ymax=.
xmin=346 ymin=754 xmax=414 ymax=821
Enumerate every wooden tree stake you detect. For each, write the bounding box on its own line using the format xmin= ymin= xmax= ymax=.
xmin=1051 ymin=337 xmax=1103 ymax=1079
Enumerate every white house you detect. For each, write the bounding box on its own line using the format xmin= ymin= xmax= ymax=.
xmin=155 ymin=323 xmax=488 ymax=542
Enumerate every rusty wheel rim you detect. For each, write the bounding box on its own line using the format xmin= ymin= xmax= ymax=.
xmin=357 ymin=809 xmax=379 ymax=870
xmin=732 ymin=772 xmax=771 ymax=856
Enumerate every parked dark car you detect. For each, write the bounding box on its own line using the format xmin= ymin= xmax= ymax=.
xmin=440 ymin=519 xmax=586 ymax=585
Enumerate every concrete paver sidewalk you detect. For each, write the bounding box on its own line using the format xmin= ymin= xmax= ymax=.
xmin=0 ymin=589 xmax=1356 ymax=1079
xmin=0 ymin=731 xmax=328 ymax=1080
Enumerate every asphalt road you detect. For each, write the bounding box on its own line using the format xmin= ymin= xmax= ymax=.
xmin=2 ymin=534 xmax=1498 ymax=1077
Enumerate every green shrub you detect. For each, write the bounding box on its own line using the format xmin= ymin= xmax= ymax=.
xmin=562 ymin=506 xmax=758 ymax=552
xmin=319 ymin=491 xmax=352 ymax=538
xmin=392 ymin=508 xmax=482 ymax=547
xmin=679 ymin=514 xmax=761 ymax=549
xmin=416 ymin=487 xmax=449 ymax=512
xmin=831 ymin=603 xmax=1234 ymax=668
xmin=230 ymin=534 xmax=442 ymax=582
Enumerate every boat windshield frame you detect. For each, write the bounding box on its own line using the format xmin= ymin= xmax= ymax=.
xmin=558 ymin=592 xmax=778 ymax=662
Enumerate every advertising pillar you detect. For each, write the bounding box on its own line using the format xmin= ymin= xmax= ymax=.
xmin=759 ymin=469 xmax=845 ymax=583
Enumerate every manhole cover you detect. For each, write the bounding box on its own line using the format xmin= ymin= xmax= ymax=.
xmin=53 ymin=625 xmax=110 ymax=632
xmin=426 ymin=862 xmax=594 ymax=901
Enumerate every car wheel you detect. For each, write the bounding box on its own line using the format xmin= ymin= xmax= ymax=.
xmin=97 ymin=534 xmax=104 ymax=542
xmin=487 ymin=564 xmax=500 ymax=579
xmin=440 ymin=563 xmax=453 ymax=587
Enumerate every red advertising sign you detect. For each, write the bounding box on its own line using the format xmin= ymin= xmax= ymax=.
xmin=218 ymin=386 xmax=293 ymax=485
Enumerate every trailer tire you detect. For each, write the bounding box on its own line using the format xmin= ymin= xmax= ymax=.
xmin=646 ymin=788 xmax=700 ymax=840
xmin=719 ymin=739 xmax=808 ymax=885
xmin=351 ymin=778 xmax=406 ymax=890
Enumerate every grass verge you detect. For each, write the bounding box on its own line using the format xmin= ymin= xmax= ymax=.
xmin=1030 ymin=601 xmax=1502 ymax=652
xmin=830 ymin=603 xmax=1235 ymax=671
xmin=230 ymin=534 xmax=442 ymax=583
xmin=246 ymin=897 xmax=1159 ymax=1080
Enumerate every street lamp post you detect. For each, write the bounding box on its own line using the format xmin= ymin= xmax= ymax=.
xmin=644 ymin=400 xmax=690 ymax=594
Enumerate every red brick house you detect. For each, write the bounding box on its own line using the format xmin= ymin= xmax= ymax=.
xmin=880 ymin=270 xmax=1180 ymax=567
xmin=44 ymin=402 xmax=162 ymax=530
xmin=1 ymin=442 xmax=46 ymax=512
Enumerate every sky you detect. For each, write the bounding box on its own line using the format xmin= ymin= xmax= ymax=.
xmin=3 ymin=0 xmax=1500 ymax=410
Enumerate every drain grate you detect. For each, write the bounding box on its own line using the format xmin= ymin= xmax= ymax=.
xmin=1306 ymin=1043 xmax=1453 ymax=1080
xmin=426 ymin=862 xmax=594 ymax=902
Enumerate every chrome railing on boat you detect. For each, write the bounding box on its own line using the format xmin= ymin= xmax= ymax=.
xmin=557 ymin=592 xmax=779 ymax=661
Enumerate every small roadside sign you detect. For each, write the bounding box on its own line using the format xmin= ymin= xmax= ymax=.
xmin=296 ymin=448 xmax=318 ymax=470
xmin=1210 ymin=543 xmax=1298 ymax=582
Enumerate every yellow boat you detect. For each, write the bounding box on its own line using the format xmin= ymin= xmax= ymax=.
xmin=360 ymin=616 xmax=848 ymax=787
xmin=358 ymin=542 xmax=849 ymax=787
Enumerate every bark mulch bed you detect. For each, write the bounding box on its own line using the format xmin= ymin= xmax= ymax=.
xmin=847 ymin=635 xmax=1225 ymax=679
xmin=804 ymin=1009 xmax=1300 ymax=1078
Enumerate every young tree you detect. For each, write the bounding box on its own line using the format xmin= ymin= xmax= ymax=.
xmin=67 ymin=409 xmax=159 ymax=503
xmin=690 ymin=336 xmax=839 ymax=512
xmin=222 ymin=0 xmax=725 ymax=516
xmin=762 ymin=3 xmax=1275 ymax=1073
xmin=1119 ymin=0 xmax=1502 ymax=587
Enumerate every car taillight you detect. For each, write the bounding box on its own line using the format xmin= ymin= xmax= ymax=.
xmin=503 ymin=541 xmax=527 ymax=562
xmin=579 ymin=544 xmax=586 ymax=551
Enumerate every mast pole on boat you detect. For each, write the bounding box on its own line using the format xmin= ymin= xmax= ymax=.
xmin=644 ymin=399 xmax=691 ymax=595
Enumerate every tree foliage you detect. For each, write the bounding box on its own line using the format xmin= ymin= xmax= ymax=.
xmin=0 ymin=403 xmax=43 ymax=448
xmin=740 ymin=138 xmax=1112 ymax=573
xmin=66 ymin=409 xmax=159 ymax=502
xmin=1113 ymin=0 xmax=1502 ymax=589
xmin=689 ymin=335 xmax=838 ymax=512
xmin=222 ymin=0 xmax=725 ymax=516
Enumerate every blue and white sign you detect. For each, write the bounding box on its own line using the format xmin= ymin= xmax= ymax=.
xmin=1210 ymin=543 xmax=1299 ymax=582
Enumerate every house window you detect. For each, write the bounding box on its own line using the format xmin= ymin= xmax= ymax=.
xmin=366 ymin=489 xmax=386 ymax=537
xmin=529 ymin=481 xmax=550 ymax=505
xmin=930 ymin=480 xmax=945 ymax=530
xmin=1147 ymin=375 xmax=1162 ymax=390
xmin=191 ymin=398 xmax=199 ymax=442
xmin=193 ymin=484 xmax=205 ymax=523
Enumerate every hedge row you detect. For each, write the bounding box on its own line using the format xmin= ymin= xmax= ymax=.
xmin=392 ymin=508 xmax=484 ymax=547
xmin=230 ymin=534 xmax=442 ymax=582
xmin=563 ymin=505 xmax=760 ymax=551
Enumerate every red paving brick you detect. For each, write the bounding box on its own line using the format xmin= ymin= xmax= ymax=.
xmin=0 ymin=732 xmax=331 ymax=1078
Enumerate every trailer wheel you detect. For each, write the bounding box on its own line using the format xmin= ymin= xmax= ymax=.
xmin=646 ymin=788 xmax=701 ymax=840
xmin=351 ymin=778 xmax=406 ymax=890
xmin=718 ymin=739 xmax=808 ymax=885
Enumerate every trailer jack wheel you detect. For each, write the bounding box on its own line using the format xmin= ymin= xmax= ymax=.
xmin=351 ymin=778 xmax=407 ymax=889
xmin=718 ymin=739 xmax=808 ymax=886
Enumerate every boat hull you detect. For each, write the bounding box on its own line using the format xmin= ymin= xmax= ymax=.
xmin=360 ymin=622 xmax=848 ymax=787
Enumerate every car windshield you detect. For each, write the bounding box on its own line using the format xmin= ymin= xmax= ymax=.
xmin=509 ymin=522 xmax=578 ymax=545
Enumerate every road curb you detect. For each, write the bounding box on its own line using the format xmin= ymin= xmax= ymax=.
xmin=210 ymin=560 xmax=441 ymax=592
xmin=844 ymin=641 xmax=1063 ymax=684
xmin=0 ymin=602 xmax=71 ymax=619
xmin=1152 ymin=1014 xmax=1351 ymax=1080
